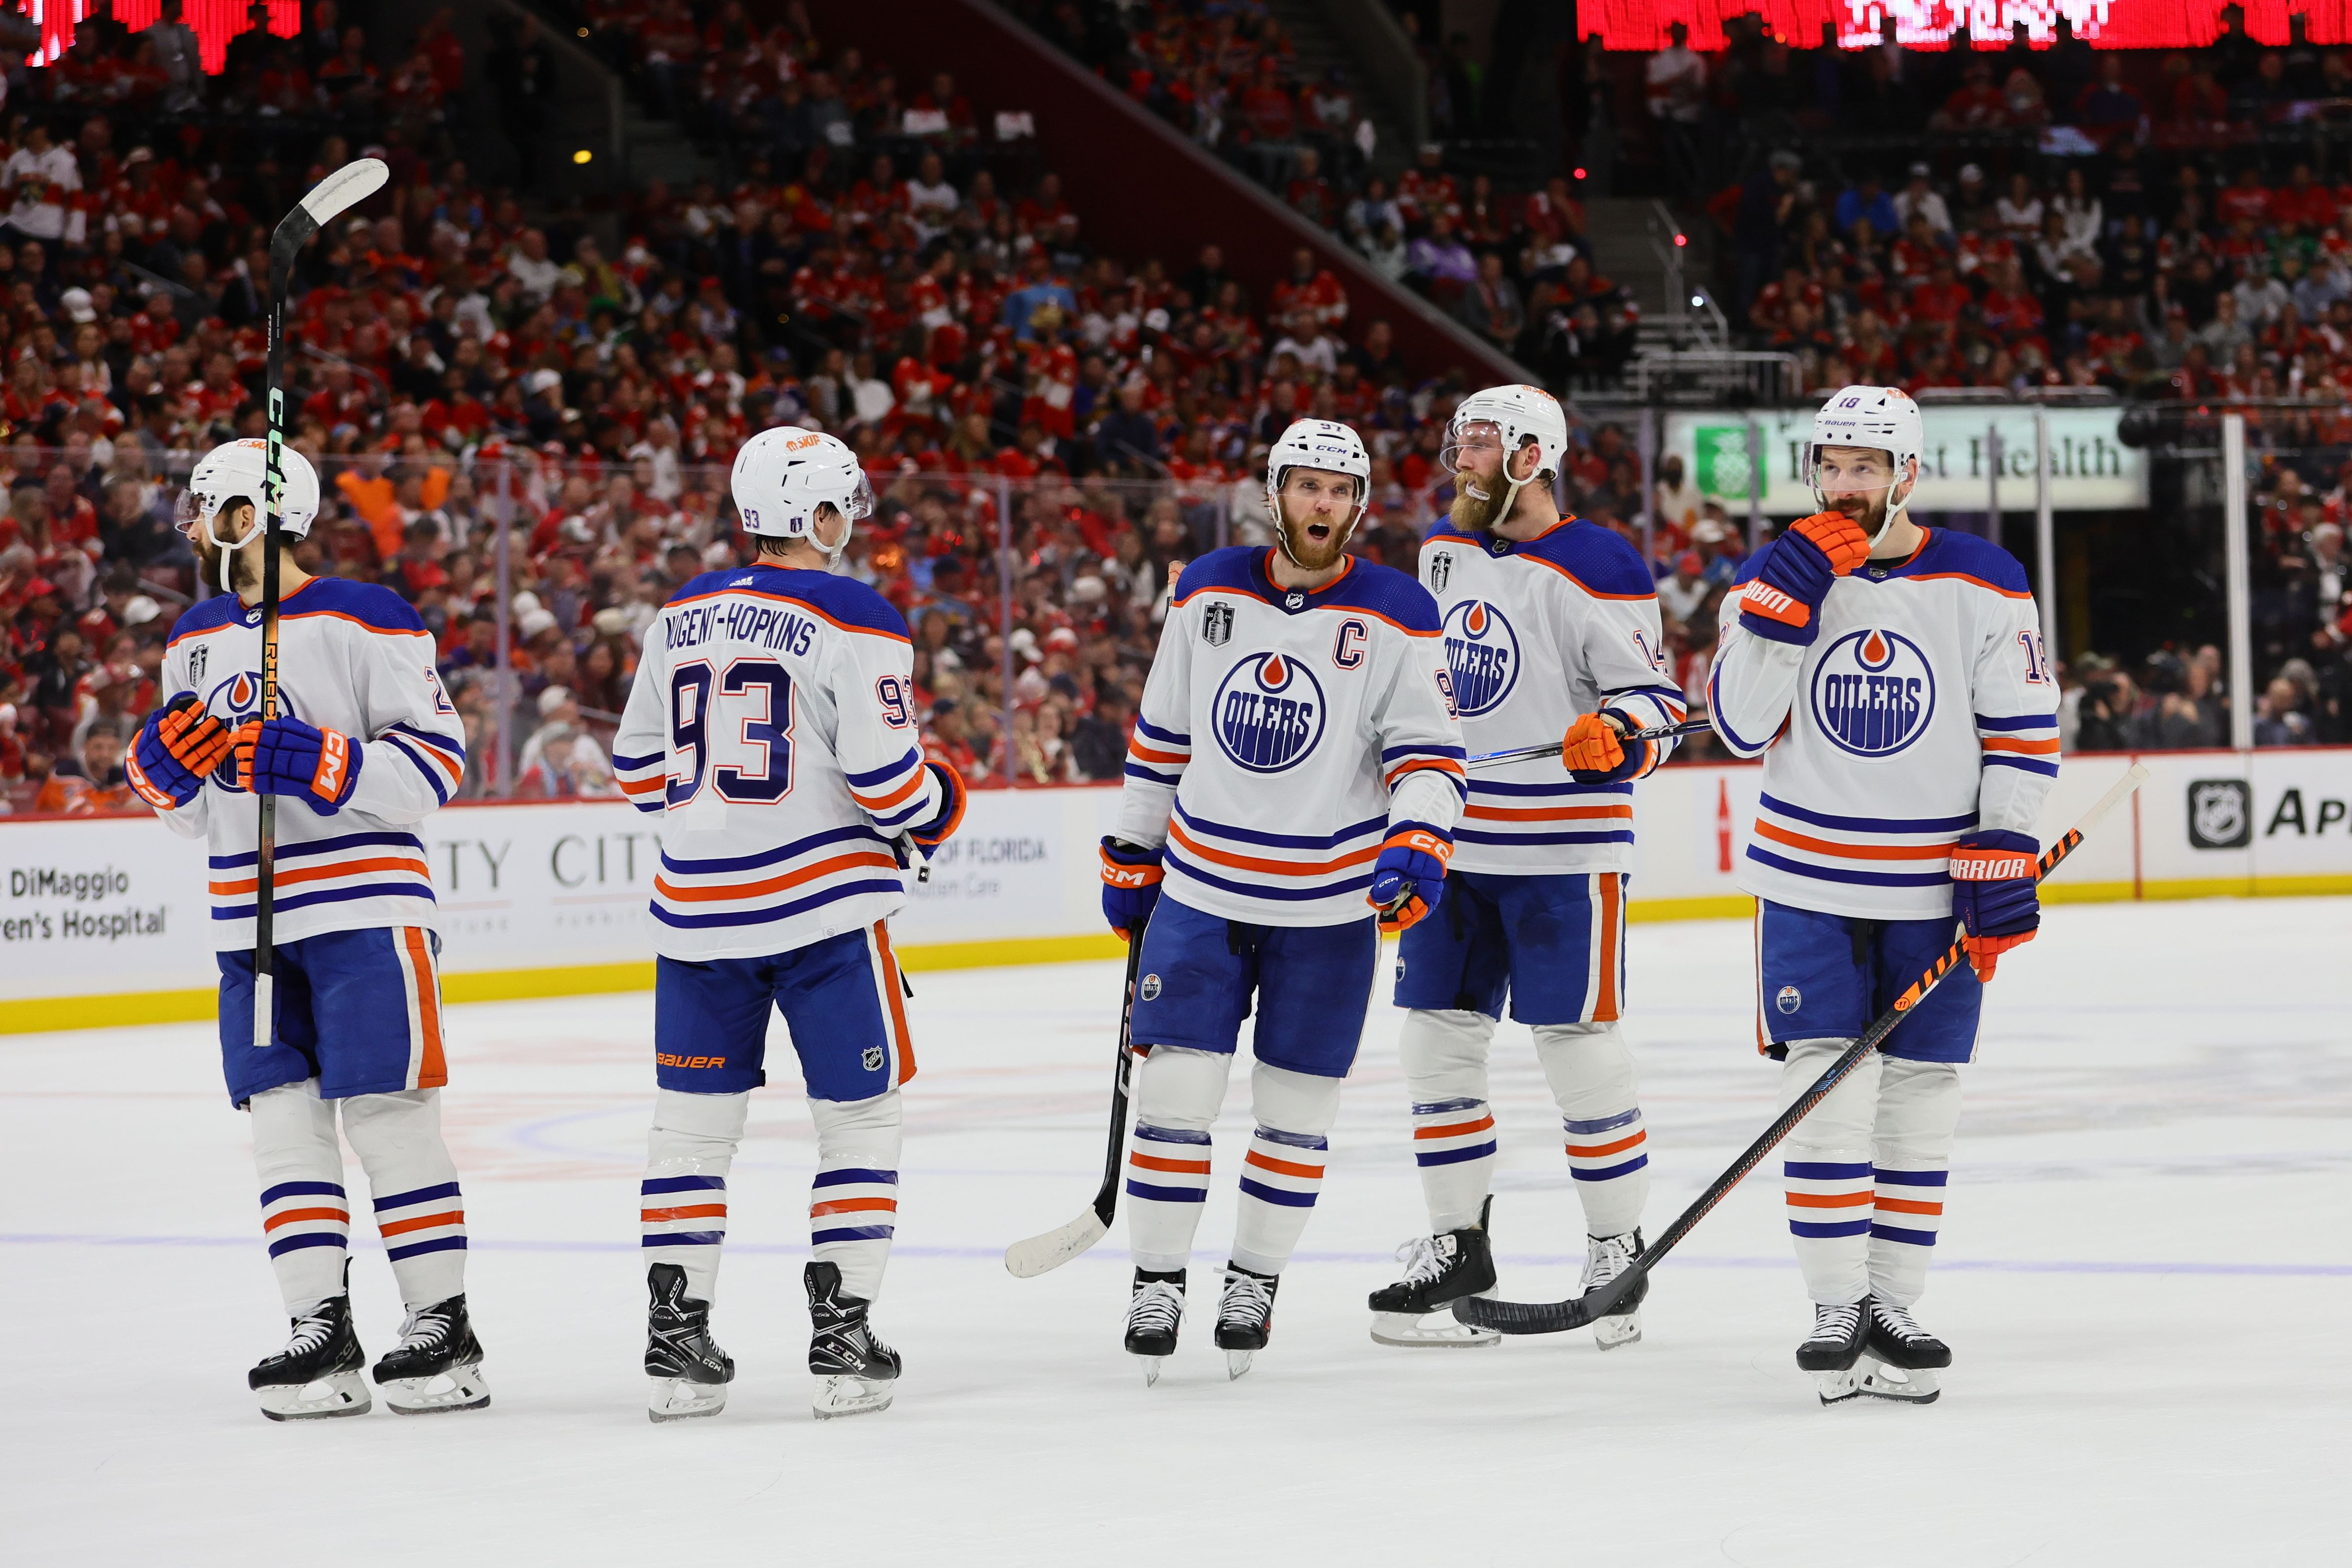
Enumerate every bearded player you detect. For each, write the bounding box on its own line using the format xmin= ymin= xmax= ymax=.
xmin=1367 ymin=386 xmax=1685 ymax=1351
xmin=1709 ymin=386 xmax=2055 ymax=1404
xmin=1101 ymin=418 xmax=1464 ymax=1383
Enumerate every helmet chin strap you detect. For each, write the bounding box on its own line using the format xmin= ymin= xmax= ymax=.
xmin=1270 ymin=490 xmax=1363 ymax=568
xmin=200 ymin=502 xmax=264 ymax=595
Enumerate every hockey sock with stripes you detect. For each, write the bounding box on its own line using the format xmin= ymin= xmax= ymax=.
xmin=1229 ymin=1063 xmax=1342 ymax=1276
xmin=1868 ymin=1058 xmax=1962 ymax=1309
xmin=809 ymin=1089 xmax=902 ymax=1303
xmin=343 ymin=1089 xmax=468 ymax=1308
xmin=1124 ymin=1045 xmax=1230 ymax=1273
xmin=1534 ymin=1022 xmax=1651 ymax=1237
xmin=249 ymin=1079 xmax=349 ymax=1313
xmin=1776 ymin=1038 xmax=1883 ymax=1306
xmin=1398 ymin=1008 xmax=1498 ymax=1233
xmin=641 ymin=1088 xmax=749 ymax=1303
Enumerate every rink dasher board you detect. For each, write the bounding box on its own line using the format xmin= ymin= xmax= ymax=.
xmin=1 ymin=752 xmax=2347 ymax=1031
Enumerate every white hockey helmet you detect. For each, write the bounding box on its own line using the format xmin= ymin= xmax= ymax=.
xmin=731 ymin=425 xmax=874 ymax=557
xmin=1443 ymin=383 xmax=1569 ymax=520
xmin=1263 ymin=417 xmax=1371 ymax=528
xmin=176 ymin=438 xmax=323 ymax=592
xmin=1806 ymin=384 xmax=1923 ymax=543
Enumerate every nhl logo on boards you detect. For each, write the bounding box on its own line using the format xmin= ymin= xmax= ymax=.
xmin=1139 ymin=974 xmax=1161 ymax=1000
xmin=1212 ymin=651 xmax=1326 ymax=773
xmin=1203 ymin=604 xmax=1234 ymax=647
xmin=1428 ymin=552 xmax=1453 ymax=592
xmin=2186 ymin=779 xmax=2251 ymax=849
xmin=861 ymin=1046 xmax=885 ymax=1072
xmin=1440 ymin=599 xmax=1520 ymax=717
xmin=1808 ymin=628 xmax=1936 ymax=758
xmin=1776 ymin=985 xmax=1802 ymax=1014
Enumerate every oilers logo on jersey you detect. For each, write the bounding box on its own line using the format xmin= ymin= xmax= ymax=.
xmin=203 ymin=670 xmax=295 ymax=793
xmin=1809 ymin=628 xmax=1937 ymax=757
xmin=1214 ymin=652 xmax=1324 ymax=772
xmin=1440 ymin=599 xmax=1519 ymax=717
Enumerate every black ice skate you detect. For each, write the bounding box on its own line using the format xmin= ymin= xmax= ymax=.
xmin=371 ymin=1294 xmax=490 ymax=1414
xmin=1124 ymin=1267 xmax=1186 ymax=1386
xmin=645 ymin=1262 xmax=733 ymax=1423
xmin=1797 ymin=1300 xmax=1871 ymax=1405
xmin=1856 ymin=1298 xmax=1950 ymax=1405
xmin=1214 ymin=1262 xmax=1279 ymax=1381
xmin=806 ymin=1261 xmax=901 ymax=1419
xmin=250 ymin=1292 xmax=370 ymax=1421
xmin=1368 ymin=1196 xmax=1500 ymax=1348
xmin=1582 ymin=1229 xmax=1648 ymax=1351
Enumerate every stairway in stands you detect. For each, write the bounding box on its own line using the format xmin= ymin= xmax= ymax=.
xmin=1581 ymin=195 xmax=1726 ymax=355
xmin=1263 ymin=0 xmax=1415 ymax=183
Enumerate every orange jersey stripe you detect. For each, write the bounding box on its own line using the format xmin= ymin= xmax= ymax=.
xmin=1752 ymin=821 xmax=1956 ymax=862
xmin=1462 ymin=802 xmax=1632 ymax=823
xmin=850 ymin=769 xmax=926 ymax=810
xmin=810 ymin=1196 xmax=899 ymax=1216
xmin=1873 ymin=1195 xmax=1945 ymax=1216
xmin=209 ymin=853 xmax=427 ymax=896
xmin=1980 ymin=735 xmax=2061 ymax=755
xmin=262 ymin=1206 xmax=347 ymax=1232
xmin=379 ymin=1208 xmax=464 ymax=1238
xmin=1244 ymin=1148 xmax=1324 ymax=1180
xmin=641 ymin=1204 xmax=728 ymax=1223
xmin=1565 ymin=1128 xmax=1646 ymax=1159
xmin=1128 ymin=741 xmax=1187 ymax=765
xmin=1129 ymin=1152 xmax=1213 ymax=1175
xmin=1167 ymin=819 xmax=1379 ymax=878
xmin=402 ymin=925 xmax=447 ymax=1089
xmin=1414 ymin=1116 xmax=1495 ymax=1140
xmin=1385 ymin=757 xmax=1466 ymax=787
xmin=874 ymin=920 xmax=916 ymax=1084
xmin=655 ymin=849 xmax=900 ymax=903
xmin=1595 ymin=873 xmax=1621 ymax=1023
xmin=1785 ymin=1190 xmax=1874 ymax=1208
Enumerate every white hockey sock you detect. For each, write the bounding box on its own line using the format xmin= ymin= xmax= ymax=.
xmin=810 ymin=1090 xmax=902 ymax=1303
xmin=642 ymin=1088 xmax=749 ymax=1304
xmin=1868 ymin=1058 xmax=1962 ymax=1309
xmin=1535 ymin=1021 xmax=1651 ymax=1238
xmin=1399 ymin=1008 xmax=1498 ymax=1233
xmin=1230 ymin=1063 xmax=1342 ymax=1277
xmin=249 ymin=1080 xmax=349 ymax=1314
xmin=1777 ymin=1039 xmax=1883 ymax=1307
xmin=1125 ymin=1045 xmax=1230 ymax=1273
xmin=341 ymin=1089 xmax=467 ymax=1309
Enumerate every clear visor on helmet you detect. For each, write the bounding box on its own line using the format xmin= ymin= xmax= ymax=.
xmin=1440 ymin=418 xmax=1504 ymax=473
xmin=173 ymin=486 xmax=259 ymax=540
xmin=1807 ymin=442 xmax=1903 ymax=497
xmin=840 ymin=471 xmax=876 ymax=523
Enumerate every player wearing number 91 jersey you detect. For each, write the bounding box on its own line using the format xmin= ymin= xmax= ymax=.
xmin=612 ymin=427 xmax=965 ymax=1423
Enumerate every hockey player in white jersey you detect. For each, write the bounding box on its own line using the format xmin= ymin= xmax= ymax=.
xmin=1369 ymin=385 xmax=1685 ymax=1351
xmin=1099 ymin=418 xmax=1464 ymax=1382
xmin=612 ymin=427 xmax=965 ymax=1421
xmin=129 ymin=439 xmax=486 ymax=1420
xmin=1708 ymin=386 xmax=2056 ymax=1404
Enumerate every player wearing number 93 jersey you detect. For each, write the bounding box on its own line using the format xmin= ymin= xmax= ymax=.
xmin=612 ymin=427 xmax=965 ymax=1422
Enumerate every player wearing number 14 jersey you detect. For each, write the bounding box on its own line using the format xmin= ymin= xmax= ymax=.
xmin=612 ymin=427 xmax=966 ymax=1422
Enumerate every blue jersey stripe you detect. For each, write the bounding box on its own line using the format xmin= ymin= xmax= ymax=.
xmin=1972 ymin=711 xmax=2058 ymax=731
xmin=1466 ymin=778 xmax=1632 ymax=798
xmin=642 ymin=1232 xmax=727 ymax=1247
xmin=209 ymin=829 xmax=424 ymax=870
xmin=843 ymin=747 xmax=921 ymax=789
xmin=1414 ymin=1141 xmax=1498 ymax=1168
xmin=1759 ymin=793 xmax=1977 ymax=834
xmin=1872 ymin=1167 xmax=1949 ymax=1186
xmin=1380 ymin=742 xmax=1465 ymax=763
xmin=1456 ymin=828 xmax=1634 ymax=847
xmin=659 ymin=823 xmax=890 ymax=876
xmin=386 ymin=1235 xmax=467 ymax=1262
xmin=611 ymin=749 xmax=662 ymax=771
xmin=642 ymin=1175 xmax=725 ymax=1195
xmin=382 ymin=735 xmax=452 ymax=805
xmin=1172 ymin=799 xmax=1385 ymax=849
xmin=213 ymin=880 xmax=436 ymax=919
xmin=1789 ymin=1218 xmax=1872 ymax=1239
xmin=259 ymin=1181 xmax=345 ymax=1204
xmin=1870 ymin=1223 xmax=1939 ymax=1248
xmin=811 ymin=1167 xmax=898 ymax=1187
xmin=1784 ymin=1160 xmax=1872 ymax=1180
xmin=1135 ymin=718 xmax=1191 ymax=747
xmin=1746 ymin=846 xmax=1949 ymax=888
xmin=1570 ymin=1153 xmax=1649 ymax=1182
xmin=1706 ymin=665 xmax=1768 ymax=755
xmin=267 ymin=1232 xmax=349 ymax=1258
xmin=811 ymin=1224 xmax=895 ymax=1245
xmin=373 ymin=1182 xmax=462 ymax=1212
xmin=1983 ymin=755 xmax=2060 ymax=777
xmin=385 ymin=720 xmax=465 ymax=761
xmin=1125 ymin=1179 xmax=1208 ymax=1204
xmin=649 ymin=878 xmax=903 ymax=929
xmin=1125 ymin=762 xmax=1183 ymax=785
xmin=1236 ymin=1178 xmax=1318 ymax=1208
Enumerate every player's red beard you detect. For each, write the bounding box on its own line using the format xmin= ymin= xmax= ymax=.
xmin=1449 ymin=468 xmax=1510 ymax=534
xmin=190 ymin=512 xmax=266 ymax=594
xmin=1825 ymin=488 xmax=1892 ymax=537
xmin=1275 ymin=497 xmax=1353 ymax=571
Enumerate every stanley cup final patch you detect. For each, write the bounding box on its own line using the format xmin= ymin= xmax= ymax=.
xmin=1428 ymin=552 xmax=1452 ymax=593
xmin=1203 ymin=604 xmax=1234 ymax=648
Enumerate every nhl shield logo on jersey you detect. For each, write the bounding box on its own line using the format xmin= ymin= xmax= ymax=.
xmin=1440 ymin=599 xmax=1519 ymax=717
xmin=1212 ymin=651 xmax=1326 ymax=772
xmin=861 ymin=1046 xmax=885 ymax=1072
xmin=1203 ymin=603 xmax=1234 ymax=648
xmin=1808 ymin=628 xmax=1937 ymax=758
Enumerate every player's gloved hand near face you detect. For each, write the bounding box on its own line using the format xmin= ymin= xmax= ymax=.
xmin=128 ymin=694 xmax=233 ymax=807
xmin=904 ymin=761 xmax=967 ymax=855
xmin=1950 ymin=830 xmax=2040 ymax=982
xmin=1099 ymin=836 xmax=1163 ymax=943
xmin=1738 ymin=510 xmax=1872 ymax=646
xmin=1561 ymin=710 xmax=1649 ymax=784
xmin=1367 ymin=828 xmax=1450 ymax=934
xmin=231 ymin=715 xmax=364 ymax=814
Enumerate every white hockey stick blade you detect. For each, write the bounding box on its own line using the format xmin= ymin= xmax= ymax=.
xmin=1003 ymin=1210 xmax=1108 ymax=1278
xmin=299 ymin=157 xmax=389 ymax=227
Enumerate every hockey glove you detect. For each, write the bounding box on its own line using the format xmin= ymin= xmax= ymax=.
xmin=1561 ymin=711 xmax=1649 ymax=784
xmin=127 ymin=694 xmax=232 ymax=808
xmin=1737 ymin=511 xmax=1871 ymax=646
xmin=1950 ymin=830 xmax=2040 ymax=982
xmin=1099 ymin=836 xmax=1164 ymax=943
xmin=906 ymin=761 xmax=967 ymax=852
xmin=1367 ymin=828 xmax=1451 ymax=934
xmin=234 ymin=715 xmax=364 ymax=814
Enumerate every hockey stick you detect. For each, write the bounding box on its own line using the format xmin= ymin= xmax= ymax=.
xmin=1466 ymin=717 xmax=1714 ymax=772
xmin=1004 ymin=912 xmax=1149 ymax=1277
xmin=249 ymin=158 xmax=389 ymax=1050
xmin=1454 ymin=763 xmax=2150 ymax=1335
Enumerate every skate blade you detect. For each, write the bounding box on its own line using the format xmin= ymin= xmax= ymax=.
xmin=1594 ymin=1312 xmax=1642 ymax=1352
xmin=1139 ymin=1356 xmax=1164 ymax=1388
xmin=257 ymin=1371 xmax=371 ymax=1420
xmin=1812 ymin=1367 xmax=1864 ymax=1406
xmin=648 ymin=1377 xmax=729 ymax=1423
xmin=380 ymin=1364 xmax=490 ymax=1415
xmin=1369 ymin=1310 xmax=1500 ymax=1348
xmin=1858 ymin=1359 xmax=1941 ymax=1405
xmin=1225 ymin=1349 xmax=1255 ymax=1381
xmin=812 ymin=1374 xmax=895 ymax=1419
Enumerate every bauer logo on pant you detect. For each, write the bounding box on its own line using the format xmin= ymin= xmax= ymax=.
xmin=1212 ymin=652 xmax=1325 ymax=772
xmin=1807 ymin=628 xmax=1936 ymax=758
xmin=1440 ymin=599 xmax=1519 ymax=717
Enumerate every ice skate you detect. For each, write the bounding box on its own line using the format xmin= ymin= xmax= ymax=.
xmin=1369 ymin=1197 xmax=1500 ymax=1348
xmin=371 ymin=1294 xmax=490 ymax=1414
xmin=250 ymin=1293 xmax=371 ymax=1421
xmin=1215 ymin=1262 xmax=1278 ymax=1380
xmin=645 ymin=1262 xmax=733 ymax=1422
xmin=1796 ymin=1300 xmax=1869 ymax=1405
xmin=1124 ymin=1267 xmax=1186 ymax=1386
xmin=1855 ymin=1298 xmax=1949 ymax=1405
xmin=806 ymin=1261 xmax=900 ymax=1419
xmin=1582 ymin=1229 xmax=1647 ymax=1350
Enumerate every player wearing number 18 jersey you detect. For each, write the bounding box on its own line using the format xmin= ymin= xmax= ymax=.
xmin=612 ymin=427 xmax=965 ymax=1422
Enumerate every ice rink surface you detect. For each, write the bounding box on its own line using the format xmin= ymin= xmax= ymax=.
xmin=5 ymin=897 xmax=2349 ymax=1566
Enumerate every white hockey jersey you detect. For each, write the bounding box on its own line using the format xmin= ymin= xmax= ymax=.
xmin=141 ymin=577 xmax=468 ymax=951
xmin=1707 ymin=527 xmax=2059 ymax=920
xmin=1115 ymin=546 xmax=1465 ymax=926
xmin=612 ymin=564 xmax=945 ymax=960
xmin=1419 ymin=518 xmax=1686 ymax=876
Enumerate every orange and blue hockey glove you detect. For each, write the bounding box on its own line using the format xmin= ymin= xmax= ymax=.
xmin=1368 ymin=827 xmax=1451 ymax=934
xmin=237 ymin=715 xmax=364 ymax=814
xmin=907 ymin=761 xmax=967 ymax=852
xmin=1099 ymin=836 xmax=1163 ymax=943
xmin=1950 ymin=830 xmax=2040 ymax=982
xmin=1738 ymin=511 xmax=1871 ymax=646
xmin=127 ymin=694 xmax=233 ymax=808
xmin=1561 ymin=711 xmax=1649 ymax=784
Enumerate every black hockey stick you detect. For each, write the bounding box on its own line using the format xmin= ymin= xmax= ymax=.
xmin=249 ymin=158 xmax=389 ymax=1049
xmin=1454 ymin=763 xmax=2150 ymax=1335
xmin=1466 ymin=717 xmax=1714 ymax=772
xmin=1004 ymin=911 xmax=1149 ymax=1277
